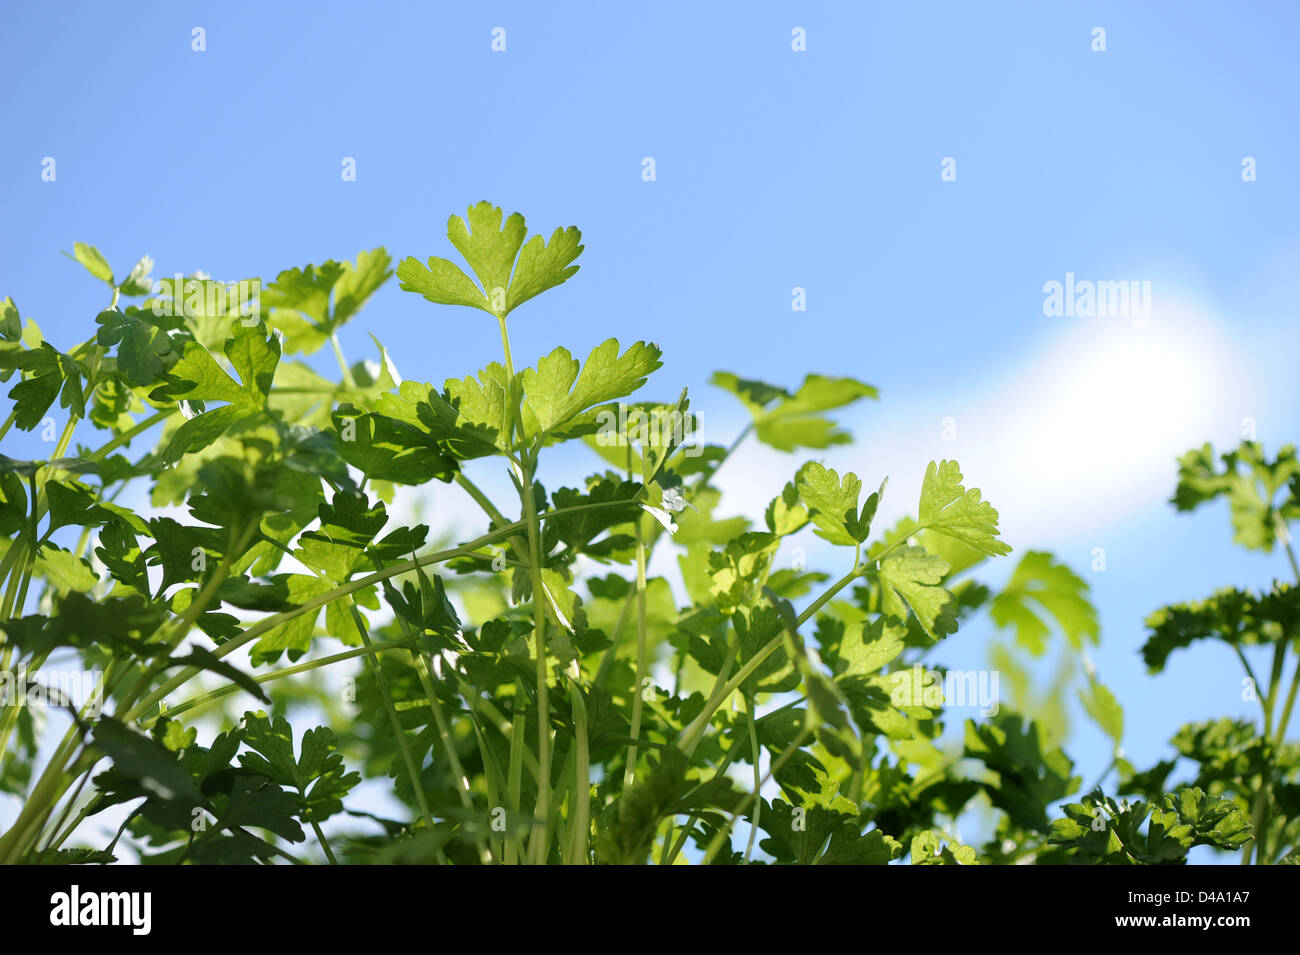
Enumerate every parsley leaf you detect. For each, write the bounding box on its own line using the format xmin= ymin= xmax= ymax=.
xmin=917 ymin=459 xmax=1011 ymax=557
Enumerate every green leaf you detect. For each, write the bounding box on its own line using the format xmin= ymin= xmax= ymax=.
xmin=910 ymin=830 xmax=978 ymax=865
xmin=700 ymin=532 xmax=780 ymax=616
xmin=151 ymin=321 xmax=279 ymax=413
xmin=712 ymin=372 xmax=877 ymax=452
xmin=162 ymin=404 xmax=245 ymax=463
xmin=596 ymin=748 xmax=689 ymax=865
xmin=152 ymin=323 xmax=282 ymax=461
xmin=3 ymin=342 xmax=86 ymax=429
xmin=965 ymin=713 xmax=1079 ymax=833
xmin=764 ymin=482 xmax=809 ymax=536
xmin=732 ymin=603 xmax=798 ymax=695
xmin=224 ymin=321 xmax=281 ymax=409
xmin=1049 ymin=788 xmax=1251 ymax=863
xmin=917 ymin=459 xmax=1010 ymax=557
xmin=332 ymin=406 xmax=455 ymax=485
xmin=118 ymin=254 xmax=155 ymax=297
xmin=1079 ymin=677 xmax=1124 ymax=746
xmin=0 ymin=297 xmax=21 ymax=342
xmin=1171 ymin=787 xmax=1253 ymax=852
xmin=1173 ymin=441 xmax=1300 ymax=551
xmin=72 ymin=242 xmax=114 ymax=284
xmin=546 ymin=477 xmax=643 ymax=560
xmin=0 ymin=592 xmax=166 ymax=659
xmin=45 ymin=480 xmax=117 ymax=534
xmin=506 ymin=224 xmax=584 ymax=314
xmin=1141 ymin=585 xmax=1296 ymax=673
xmin=95 ymin=305 xmax=184 ymax=387
xmin=92 ymin=717 xmax=204 ymax=806
xmin=332 ymin=249 xmax=394 ymax=327
xmin=264 ymin=261 xmax=346 ymax=326
xmin=833 ymin=616 xmax=907 ymax=679
xmin=250 ymin=574 xmax=336 ymax=663
xmin=875 ymin=546 xmax=957 ymax=641
xmin=397 ymin=203 xmax=583 ymax=319
xmin=446 ymin=202 xmax=527 ymax=306
xmin=796 ymin=462 xmax=860 ymax=545
xmin=795 ymin=462 xmax=882 ymax=545
xmin=758 ymin=799 xmax=856 ymax=864
xmin=990 ymin=550 xmax=1098 ymax=654
xmin=32 ymin=547 xmax=98 ymax=595
xmin=396 ymin=254 xmax=488 ymax=313
xmin=521 ymin=339 xmax=663 ymax=436
xmin=294 ymin=490 xmax=392 ymax=582
xmin=264 ymin=249 xmax=391 ymax=346
xmin=819 ymin=825 xmax=903 ymax=865
xmin=0 ymin=470 xmax=28 ymax=535
xmin=441 ymin=364 xmax=512 ymax=452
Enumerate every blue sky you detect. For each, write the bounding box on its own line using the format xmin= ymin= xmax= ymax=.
xmin=2 ymin=1 xmax=1299 ymax=857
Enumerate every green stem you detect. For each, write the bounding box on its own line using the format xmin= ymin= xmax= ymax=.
xmin=566 ymin=679 xmax=590 ymax=865
xmin=90 ymin=408 xmax=176 ymax=461
xmin=141 ymin=639 xmax=416 ymax=729
xmin=742 ymin=694 xmax=762 ymax=863
xmin=661 ymin=697 xmax=804 ymax=865
xmin=1283 ymin=537 xmax=1300 ymax=586
xmin=330 ymin=331 xmax=357 ymax=390
xmin=623 ymin=514 xmax=650 ymax=788
xmin=702 ymin=722 xmax=813 ymax=865
xmin=1274 ymin=658 xmax=1300 ymax=750
xmin=1245 ymin=642 xmax=1286 ymax=864
xmin=593 ymin=419 xmax=754 ymax=691
xmin=120 ymin=521 xmax=536 ymax=724
xmin=505 ymin=683 xmax=527 ymax=865
xmin=1087 ymin=756 xmax=1118 ymax=795
xmin=5 ymin=524 xmax=252 ymax=861
xmin=678 ymin=550 xmax=884 ymax=755
xmin=523 ymin=457 xmax=550 ymax=864
xmin=309 ymin=819 xmax=338 ymax=865
xmin=495 ymin=314 xmax=552 ymax=866
xmin=414 ymin=651 xmax=490 ymax=861
xmin=358 ymin=618 xmax=436 ymax=837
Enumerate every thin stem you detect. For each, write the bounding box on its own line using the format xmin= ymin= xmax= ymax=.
xmin=140 ymin=639 xmax=416 ymax=728
xmin=742 ymin=694 xmax=762 ymax=863
xmin=1087 ymin=756 xmax=1118 ymax=795
xmin=702 ymin=723 xmax=813 ymax=865
xmin=495 ymin=314 xmax=552 ymax=865
xmin=89 ymin=408 xmax=176 ymax=461
xmin=506 ymin=683 xmax=527 ymax=866
xmin=593 ymin=418 xmax=755 ymax=691
xmin=1245 ymin=641 xmax=1286 ymax=864
xmin=309 ymin=820 xmax=338 ymax=864
xmin=120 ymin=521 xmax=538 ymax=724
xmin=1283 ymin=538 xmax=1300 ymax=586
xmin=623 ymin=514 xmax=650 ymax=788
xmin=1274 ymin=658 xmax=1300 ymax=750
xmin=567 ymin=679 xmax=590 ymax=865
xmin=330 ymin=331 xmax=357 ymax=390
xmin=661 ymin=697 xmax=804 ymax=865
xmin=1232 ymin=645 xmax=1267 ymax=724
xmin=5 ymin=524 xmax=252 ymax=861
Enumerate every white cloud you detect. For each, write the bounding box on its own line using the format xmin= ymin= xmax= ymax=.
xmin=711 ymin=298 xmax=1253 ymax=552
